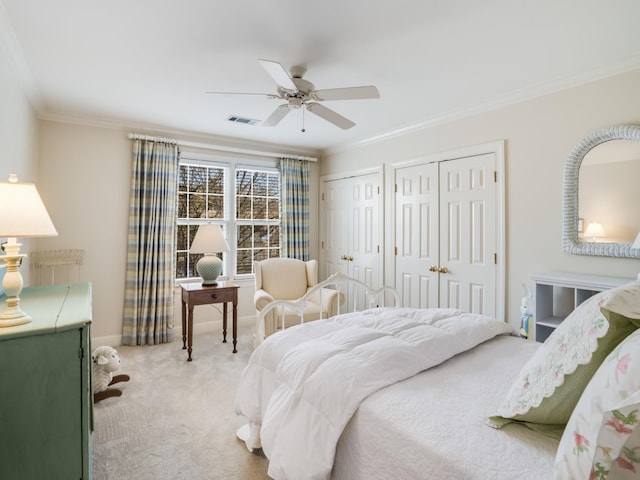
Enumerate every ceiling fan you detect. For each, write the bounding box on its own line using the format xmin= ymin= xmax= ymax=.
xmin=206 ymin=59 xmax=380 ymax=130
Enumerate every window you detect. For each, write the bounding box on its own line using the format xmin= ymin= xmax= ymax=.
xmin=235 ymin=168 xmax=280 ymax=274
xmin=176 ymin=161 xmax=280 ymax=279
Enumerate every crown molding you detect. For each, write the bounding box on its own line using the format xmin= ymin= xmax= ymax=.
xmin=326 ymin=56 xmax=640 ymax=156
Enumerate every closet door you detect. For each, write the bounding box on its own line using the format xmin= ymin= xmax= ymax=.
xmin=394 ymin=153 xmax=498 ymax=318
xmin=439 ymin=153 xmax=497 ymax=316
xmin=395 ymin=163 xmax=439 ymax=308
xmin=321 ymin=172 xmax=382 ymax=308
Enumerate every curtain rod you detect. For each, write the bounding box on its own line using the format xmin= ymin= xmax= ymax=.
xmin=127 ymin=133 xmax=318 ymax=162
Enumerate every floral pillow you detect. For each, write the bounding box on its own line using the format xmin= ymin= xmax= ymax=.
xmin=487 ymin=280 xmax=640 ymax=437
xmin=554 ymin=325 xmax=640 ymax=478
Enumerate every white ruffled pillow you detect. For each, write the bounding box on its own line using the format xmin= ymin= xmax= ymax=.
xmin=555 ymin=324 xmax=640 ymax=478
xmin=488 ymin=280 xmax=640 ymax=435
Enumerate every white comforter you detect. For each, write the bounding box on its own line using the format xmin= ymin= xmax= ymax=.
xmin=234 ymin=307 xmax=513 ymax=480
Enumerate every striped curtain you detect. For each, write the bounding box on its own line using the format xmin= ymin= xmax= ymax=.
xmin=279 ymin=157 xmax=310 ymax=260
xmin=122 ymin=137 xmax=179 ymax=345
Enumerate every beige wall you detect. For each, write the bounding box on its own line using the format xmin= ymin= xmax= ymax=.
xmin=35 ymin=121 xmax=320 ymax=344
xmin=0 ymin=41 xmax=40 ymax=285
xmin=320 ymin=68 xmax=640 ymax=331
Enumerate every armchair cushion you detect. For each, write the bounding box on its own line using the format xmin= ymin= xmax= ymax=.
xmin=255 ymin=258 xmax=309 ymax=300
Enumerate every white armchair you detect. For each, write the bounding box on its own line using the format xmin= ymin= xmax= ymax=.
xmin=254 ymin=258 xmax=341 ymax=338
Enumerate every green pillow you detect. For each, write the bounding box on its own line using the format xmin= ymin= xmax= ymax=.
xmin=487 ymin=281 xmax=640 ymax=437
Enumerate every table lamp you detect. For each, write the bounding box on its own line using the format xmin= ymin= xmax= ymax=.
xmin=0 ymin=174 xmax=58 ymax=326
xmin=632 ymin=232 xmax=640 ymax=250
xmin=584 ymin=222 xmax=606 ymax=242
xmin=190 ymin=224 xmax=230 ymax=285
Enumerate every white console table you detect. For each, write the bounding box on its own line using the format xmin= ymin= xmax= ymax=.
xmin=531 ymin=272 xmax=634 ymax=343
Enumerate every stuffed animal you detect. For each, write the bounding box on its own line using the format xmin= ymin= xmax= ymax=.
xmin=92 ymin=345 xmax=130 ymax=403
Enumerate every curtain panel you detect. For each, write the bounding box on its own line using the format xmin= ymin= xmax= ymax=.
xmin=122 ymin=138 xmax=179 ymax=345
xmin=279 ymin=157 xmax=310 ymax=260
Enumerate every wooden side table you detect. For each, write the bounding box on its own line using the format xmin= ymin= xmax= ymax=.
xmin=180 ymin=281 xmax=239 ymax=361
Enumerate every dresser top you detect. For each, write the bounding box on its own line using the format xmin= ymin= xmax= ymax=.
xmin=0 ymin=282 xmax=92 ymax=339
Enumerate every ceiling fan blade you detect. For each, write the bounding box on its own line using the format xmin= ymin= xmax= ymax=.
xmin=205 ymin=91 xmax=279 ymax=99
xmin=306 ymin=102 xmax=355 ymax=130
xmin=258 ymin=59 xmax=297 ymax=92
xmin=314 ymin=86 xmax=380 ymax=101
xmin=263 ymin=104 xmax=291 ymax=127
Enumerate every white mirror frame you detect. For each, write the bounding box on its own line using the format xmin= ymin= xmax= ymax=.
xmin=562 ymin=124 xmax=640 ymax=258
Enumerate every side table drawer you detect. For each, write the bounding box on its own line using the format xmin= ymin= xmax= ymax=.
xmin=189 ymin=288 xmax=235 ymax=305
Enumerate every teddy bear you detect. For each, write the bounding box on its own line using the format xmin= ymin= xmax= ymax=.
xmin=92 ymin=345 xmax=130 ymax=403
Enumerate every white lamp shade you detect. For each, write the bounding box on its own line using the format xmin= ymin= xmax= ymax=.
xmin=632 ymin=232 xmax=640 ymax=250
xmin=191 ymin=224 xmax=229 ymax=285
xmin=0 ymin=177 xmax=57 ymax=237
xmin=190 ymin=224 xmax=230 ymax=254
xmin=584 ymin=222 xmax=606 ymax=239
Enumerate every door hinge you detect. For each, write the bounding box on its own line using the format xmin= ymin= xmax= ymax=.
xmin=493 ymin=253 xmax=497 ymax=264
xmin=377 ymin=245 xmax=380 ymax=254
xmin=78 ymin=346 xmax=85 ymax=359
xmin=493 ymin=171 xmax=497 ymax=183
xmin=321 ymin=192 xmax=325 ymax=201
xmin=394 ymin=184 xmax=398 ymax=193
xmin=321 ymin=241 xmax=325 ymax=249
xmin=394 ymin=246 xmax=398 ymax=256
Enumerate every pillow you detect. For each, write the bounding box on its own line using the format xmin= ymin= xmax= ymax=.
xmin=487 ymin=280 xmax=640 ymax=437
xmin=554 ymin=326 xmax=640 ymax=478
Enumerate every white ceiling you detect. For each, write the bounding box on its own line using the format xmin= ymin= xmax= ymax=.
xmin=2 ymin=0 xmax=640 ymax=153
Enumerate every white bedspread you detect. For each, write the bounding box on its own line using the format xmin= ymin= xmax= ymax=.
xmin=234 ymin=307 xmax=512 ymax=480
xmin=332 ymin=335 xmax=558 ymax=479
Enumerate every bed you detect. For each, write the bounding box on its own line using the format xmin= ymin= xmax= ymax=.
xmin=235 ymin=274 xmax=640 ymax=480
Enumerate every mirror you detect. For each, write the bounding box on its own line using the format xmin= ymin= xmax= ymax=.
xmin=562 ymin=124 xmax=640 ymax=258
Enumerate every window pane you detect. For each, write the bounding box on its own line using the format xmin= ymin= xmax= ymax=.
xmin=178 ymin=166 xmax=188 ymax=193
xmin=237 ymin=249 xmax=253 ymax=275
xmin=176 ymin=224 xmax=189 ymax=250
xmin=269 ymin=225 xmax=280 ymax=247
xmin=208 ymin=168 xmax=224 ymax=194
xmin=188 ymin=166 xmax=207 ymax=193
xmin=176 ymin=252 xmax=187 ymax=278
xmin=236 ymin=195 xmax=251 ymax=219
xmin=236 ymin=170 xmax=252 ymax=196
xmin=253 ymin=197 xmax=267 ymax=220
xmin=237 ymin=225 xmax=253 ymax=249
xmin=268 ymin=198 xmax=279 ymax=220
xmin=254 ymin=225 xmax=268 ymax=247
xmin=207 ymin=195 xmax=223 ymax=219
xmin=188 ymin=194 xmax=206 ymax=218
xmin=268 ymin=173 xmax=280 ymax=197
xmin=253 ymin=172 xmax=267 ymax=196
xmin=269 ymin=248 xmax=280 ymax=259
xmin=177 ymin=193 xmax=188 ymax=219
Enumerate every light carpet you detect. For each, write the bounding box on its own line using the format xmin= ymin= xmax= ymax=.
xmin=92 ymin=316 xmax=269 ymax=480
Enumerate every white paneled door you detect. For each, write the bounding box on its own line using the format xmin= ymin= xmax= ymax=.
xmin=395 ymin=153 xmax=498 ymax=318
xmin=321 ymin=172 xmax=382 ymax=309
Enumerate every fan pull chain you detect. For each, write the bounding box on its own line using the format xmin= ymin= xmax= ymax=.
xmin=301 ymin=106 xmax=306 ymax=133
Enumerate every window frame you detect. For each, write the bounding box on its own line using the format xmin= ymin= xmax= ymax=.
xmin=176 ymin=152 xmax=279 ymax=283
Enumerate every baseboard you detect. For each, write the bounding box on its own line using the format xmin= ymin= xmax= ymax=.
xmin=91 ymin=315 xmax=254 ymax=348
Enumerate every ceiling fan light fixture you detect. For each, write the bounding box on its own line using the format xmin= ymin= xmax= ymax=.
xmin=289 ymin=98 xmax=303 ymax=109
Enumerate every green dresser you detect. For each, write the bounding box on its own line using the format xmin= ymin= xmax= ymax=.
xmin=0 ymin=283 xmax=93 ymax=480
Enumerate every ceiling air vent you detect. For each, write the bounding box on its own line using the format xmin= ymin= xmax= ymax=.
xmin=226 ymin=115 xmax=260 ymax=126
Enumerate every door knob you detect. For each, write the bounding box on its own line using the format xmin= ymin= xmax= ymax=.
xmin=428 ymin=265 xmax=438 ymax=272
xmin=438 ymin=266 xmax=448 ymax=274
